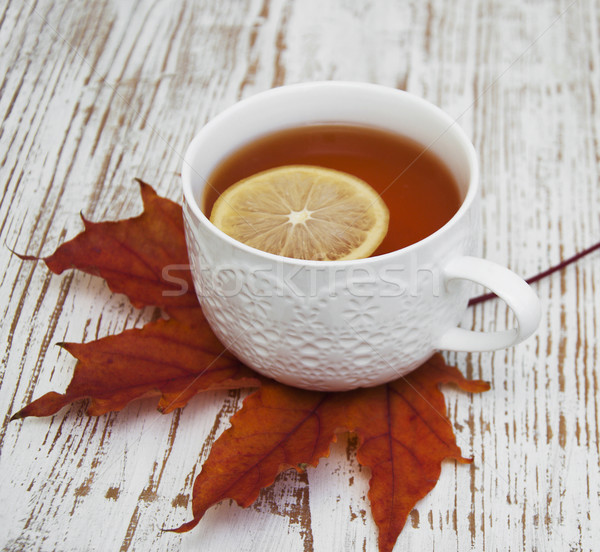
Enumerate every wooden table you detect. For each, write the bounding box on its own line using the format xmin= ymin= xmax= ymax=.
xmin=1 ymin=1 xmax=598 ymax=550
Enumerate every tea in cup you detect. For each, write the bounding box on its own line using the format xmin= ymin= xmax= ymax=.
xmin=182 ymin=82 xmax=541 ymax=391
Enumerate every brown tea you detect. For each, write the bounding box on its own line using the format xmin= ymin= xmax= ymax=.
xmin=203 ymin=124 xmax=461 ymax=256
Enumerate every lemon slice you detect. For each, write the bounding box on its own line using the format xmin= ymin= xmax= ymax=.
xmin=210 ymin=165 xmax=389 ymax=261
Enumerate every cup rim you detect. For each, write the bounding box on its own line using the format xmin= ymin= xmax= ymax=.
xmin=182 ymin=81 xmax=479 ymax=266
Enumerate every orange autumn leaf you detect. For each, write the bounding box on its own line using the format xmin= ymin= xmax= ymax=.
xmin=12 ymin=181 xmax=258 ymax=419
xmin=19 ymin=179 xmax=200 ymax=323
xmin=13 ymin=182 xmax=490 ymax=552
xmin=345 ymin=355 xmax=489 ymax=552
xmin=171 ymin=379 xmax=347 ymax=533
xmin=11 ymin=318 xmax=259 ymax=419
xmin=173 ymin=355 xmax=488 ymax=552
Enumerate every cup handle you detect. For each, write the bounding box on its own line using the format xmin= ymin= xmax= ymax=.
xmin=435 ymin=256 xmax=542 ymax=352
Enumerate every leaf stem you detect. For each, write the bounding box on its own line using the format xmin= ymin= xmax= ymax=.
xmin=468 ymin=240 xmax=600 ymax=307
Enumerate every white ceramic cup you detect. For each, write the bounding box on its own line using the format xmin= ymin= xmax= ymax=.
xmin=181 ymin=82 xmax=541 ymax=391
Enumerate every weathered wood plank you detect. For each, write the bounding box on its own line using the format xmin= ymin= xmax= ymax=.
xmin=1 ymin=0 xmax=598 ymax=550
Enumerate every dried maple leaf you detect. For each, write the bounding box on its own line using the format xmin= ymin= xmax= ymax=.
xmin=172 ymin=354 xmax=488 ymax=552
xmin=171 ymin=379 xmax=347 ymax=534
xmin=11 ymin=181 xmax=258 ymax=419
xmin=345 ymin=355 xmax=488 ymax=552
xmin=13 ymin=182 xmax=490 ymax=552
xmin=18 ymin=179 xmax=200 ymax=323
xmin=11 ymin=318 xmax=259 ymax=418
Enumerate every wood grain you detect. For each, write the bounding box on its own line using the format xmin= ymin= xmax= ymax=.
xmin=1 ymin=0 xmax=598 ymax=550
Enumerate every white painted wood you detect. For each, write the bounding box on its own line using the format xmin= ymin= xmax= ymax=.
xmin=1 ymin=0 xmax=599 ymax=550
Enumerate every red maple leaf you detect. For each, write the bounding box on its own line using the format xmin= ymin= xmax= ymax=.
xmin=172 ymin=357 xmax=488 ymax=552
xmin=12 ymin=182 xmax=489 ymax=552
